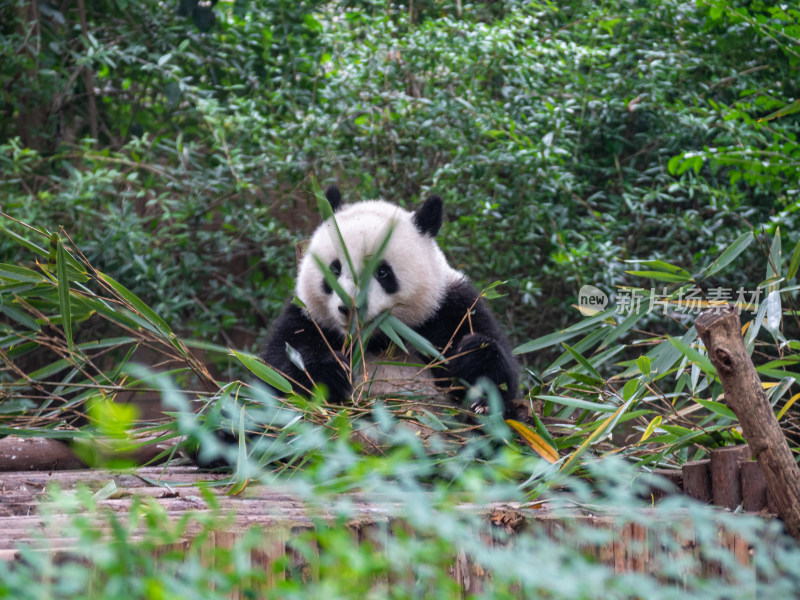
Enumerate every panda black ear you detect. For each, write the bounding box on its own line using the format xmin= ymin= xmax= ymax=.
xmin=413 ymin=194 xmax=443 ymax=237
xmin=325 ymin=185 xmax=343 ymax=212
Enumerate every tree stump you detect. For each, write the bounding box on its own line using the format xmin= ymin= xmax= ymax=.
xmin=682 ymin=460 xmax=712 ymax=503
xmin=710 ymin=445 xmax=751 ymax=510
xmin=741 ymin=460 xmax=768 ymax=513
xmin=695 ymin=305 xmax=800 ymax=539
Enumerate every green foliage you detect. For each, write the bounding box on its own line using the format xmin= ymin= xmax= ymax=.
xmin=3 ymin=2 xmax=800 ymax=594
xmin=2 ymin=0 xmax=799 ymax=361
xmin=0 ymin=223 xmax=216 ymax=435
xmin=3 ymin=397 xmax=800 ymax=598
xmin=517 ymin=227 xmax=800 ymax=466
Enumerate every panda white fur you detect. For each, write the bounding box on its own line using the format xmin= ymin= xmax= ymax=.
xmin=262 ymin=186 xmax=518 ymax=414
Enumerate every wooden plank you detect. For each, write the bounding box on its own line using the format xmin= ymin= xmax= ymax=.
xmin=0 ymin=467 xmax=765 ymax=584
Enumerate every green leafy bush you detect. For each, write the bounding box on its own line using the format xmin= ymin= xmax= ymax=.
xmin=3 ymin=393 xmax=800 ymax=599
xmin=3 ymin=0 xmax=799 ymax=365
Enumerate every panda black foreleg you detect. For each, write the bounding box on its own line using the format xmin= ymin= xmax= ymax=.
xmin=196 ymin=305 xmax=350 ymax=469
xmin=300 ymin=350 xmax=352 ymax=404
xmin=445 ymin=332 xmax=517 ymax=415
xmin=261 ymin=303 xmax=351 ymax=403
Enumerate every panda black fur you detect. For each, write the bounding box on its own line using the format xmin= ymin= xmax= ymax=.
xmin=262 ymin=186 xmax=518 ymax=414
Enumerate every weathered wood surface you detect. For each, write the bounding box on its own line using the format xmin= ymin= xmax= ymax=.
xmin=0 ymin=465 xmax=758 ymax=588
xmin=682 ymin=460 xmax=711 ymax=503
xmin=696 ymin=305 xmax=800 ymax=539
xmin=711 ymin=444 xmax=751 ymax=510
xmin=0 ymin=436 xmax=85 ymax=471
xmin=0 ymin=434 xmax=180 ymax=472
xmin=741 ymin=460 xmax=770 ymax=513
xmin=652 ymin=446 xmax=775 ymax=512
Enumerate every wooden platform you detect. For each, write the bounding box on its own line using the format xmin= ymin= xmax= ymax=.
xmin=0 ymin=465 xmax=761 ymax=593
xmin=1 ymin=466 xmax=400 ymax=560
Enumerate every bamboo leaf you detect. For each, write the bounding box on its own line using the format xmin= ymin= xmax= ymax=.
xmin=355 ymin=222 xmax=395 ymax=311
xmin=768 ymin=226 xmax=782 ymax=279
xmin=536 ymin=394 xmax=618 ymax=413
xmin=20 ymin=357 xmax=72 ymax=382
xmin=560 ymin=398 xmax=632 ymax=474
xmin=640 ymin=415 xmax=662 ymax=442
xmin=625 ymin=259 xmax=690 ymax=277
xmin=753 ymin=366 xmax=800 ymax=381
xmin=765 ymin=376 xmax=795 ymax=406
xmin=312 ymin=254 xmax=351 ymax=308
xmin=311 ymin=175 xmax=334 ymax=220
xmin=506 ymin=419 xmax=559 ymax=463
xmin=777 ymin=392 xmax=800 ymax=421
xmin=622 ymin=378 xmax=639 ymax=401
xmin=182 ymin=339 xmax=239 ymax=355
xmin=646 ymin=327 xmax=697 ymax=381
xmin=515 ymin=328 xmax=585 ymax=355
xmin=625 ymin=270 xmax=691 ymax=283
xmin=759 ymin=98 xmax=800 ymax=122
xmin=230 ymin=349 xmax=293 ymax=394
xmin=97 ymin=271 xmax=174 ymax=337
xmin=696 ymin=231 xmax=754 ymax=280
xmin=0 ymin=263 xmax=47 ymax=283
xmin=377 ymin=316 xmax=409 ymax=354
xmin=745 ymin=293 xmax=769 ymax=353
xmin=384 ymin=315 xmax=442 ymax=359
xmin=515 ymin=310 xmax=612 ymax=355
xmin=48 ymin=232 xmax=58 ymax=271
xmin=0 ymin=304 xmax=40 ymax=331
xmin=75 ymin=294 xmax=160 ymax=334
xmin=765 ymin=290 xmax=782 ymax=332
xmin=311 ymin=175 xmax=358 ymax=287
xmin=0 ymin=227 xmax=48 ymax=258
xmin=788 ymin=238 xmax=800 ymax=280
xmin=667 ymin=337 xmax=717 ymax=377
xmin=600 ymin=296 xmax=651 ymax=349
xmin=636 ymin=355 xmax=651 ymax=377
xmin=57 ymin=240 xmax=73 ymax=354
xmin=694 ymin=397 xmax=737 ymax=420
xmin=562 ymin=342 xmax=603 ymax=381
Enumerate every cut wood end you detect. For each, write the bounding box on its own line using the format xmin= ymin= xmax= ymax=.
xmin=695 ymin=304 xmax=739 ymax=336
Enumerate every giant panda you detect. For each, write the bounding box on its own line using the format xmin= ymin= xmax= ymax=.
xmin=262 ymin=186 xmax=518 ymax=415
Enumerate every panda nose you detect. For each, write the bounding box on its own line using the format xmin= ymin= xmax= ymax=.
xmin=338 ymin=305 xmax=350 ymax=317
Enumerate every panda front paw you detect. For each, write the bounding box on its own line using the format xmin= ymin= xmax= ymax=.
xmin=447 ymin=333 xmax=513 ymax=414
xmin=308 ymin=351 xmax=352 ymax=403
xmin=471 ymin=399 xmax=489 ymax=415
xmin=449 ymin=333 xmax=499 ymax=380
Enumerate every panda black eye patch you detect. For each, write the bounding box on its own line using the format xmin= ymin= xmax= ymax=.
xmin=374 ymin=260 xmax=398 ymax=294
xmin=321 ymin=259 xmax=342 ymax=295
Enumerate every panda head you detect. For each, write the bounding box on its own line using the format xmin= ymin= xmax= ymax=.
xmin=296 ymin=186 xmax=463 ymax=333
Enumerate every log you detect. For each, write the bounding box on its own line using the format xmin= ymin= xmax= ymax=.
xmin=682 ymin=460 xmax=712 ymax=503
xmin=647 ymin=469 xmax=683 ymax=502
xmin=767 ymin=488 xmax=777 ymax=514
xmin=653 ymin=468 xmax=684 ymax=490
xmin=695 ymin=305 xmax=800 ymax=539
xmin=741 ymin=460 xmax=767 ymax=512
xmin=0 ymin=434 xmax=179 ymax=473
xmin=710 ymin=444 xmax=751 ymax=510
xmin=0 ymin=436 xmax=85 ymax=471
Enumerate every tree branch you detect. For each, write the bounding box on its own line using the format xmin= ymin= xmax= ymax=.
xmin=695 ymin=305 xmax=800 ymax=539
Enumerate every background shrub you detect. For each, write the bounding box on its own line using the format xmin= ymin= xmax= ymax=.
xmin=1 ymin=0 xmax=799 ymax=371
